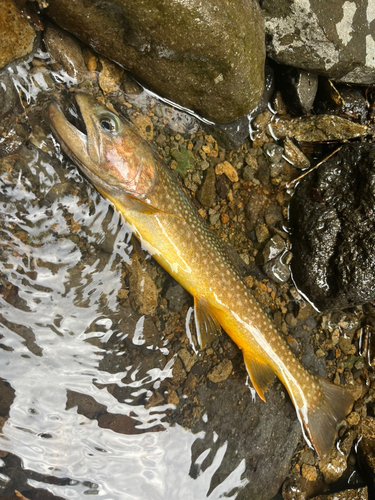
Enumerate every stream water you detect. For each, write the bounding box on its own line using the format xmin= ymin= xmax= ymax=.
xmin=0 ymin=54 xmax=250 ymax=499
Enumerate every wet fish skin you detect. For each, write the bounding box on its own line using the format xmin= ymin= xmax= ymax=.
xmin=48 ymin=93 xmax=354 ymax=459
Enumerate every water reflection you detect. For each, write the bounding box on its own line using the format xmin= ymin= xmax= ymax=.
xmin=0 ymin=62 xmax=248 ymax=498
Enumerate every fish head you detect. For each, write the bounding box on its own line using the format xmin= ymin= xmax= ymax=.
xmin=48 ymin=93 xmax=158 ymax=200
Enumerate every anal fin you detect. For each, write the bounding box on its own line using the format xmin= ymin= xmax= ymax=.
xmin=194 ymin=296 xmax=221 ymax=349
xmin=243 ymin=352 xmax=276 ymax=402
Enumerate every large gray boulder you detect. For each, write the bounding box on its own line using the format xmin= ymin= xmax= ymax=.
xmin=263 ymin=0 xmax=375 ymax=85
xmin=46 ymin=0 xmax=265 ymax=123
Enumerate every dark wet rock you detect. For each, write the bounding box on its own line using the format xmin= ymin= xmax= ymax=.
xmin=165 ymin=281 xmax=190 ymax=313
xmin=0 ymin=1 xmax=36 ymax=69
xmin=315 ymin=84 xmax=369 ymax=124
xmin=290 ymin=143 xmax=375 ymax=312
xmin=277 ymin=67 xmax=318 ymax=115
xmin=263 ymin=0 xmax=375 ymax=85
xmin=263 ymin=142 xmax=284 ymax=164
xmin=192 ymin=379 xmax=301 ymax=500
xmin=196 ymin=166 xmax=216 ymax=207
xmin=310 ymin=486 xmax=368 ymax=500
xmin=357 ymin=417 xmax=375 ymax=478
xmin=263 ymin=254 xmax=291 ymax=283
xmin=318 ymin=429 xmax=356 ymax=483
xmin=260 ymin=234 xmax=286 ymax=264
xmin=45 ymin=0 xmax=265 ymax=123
xmin=269 ymin=114 xmax=369 ymax=142
xmin=282 ymin=477 xmax=319 ymax=500
xmin=203 ymin=116 xmax=250 ymax=150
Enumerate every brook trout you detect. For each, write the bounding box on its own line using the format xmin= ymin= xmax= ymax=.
xmin=48 ymin=93 xmax=353 ymax=458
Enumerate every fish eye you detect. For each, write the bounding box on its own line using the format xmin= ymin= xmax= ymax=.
xmin=99 ymin=113 xmax=120 ymax=133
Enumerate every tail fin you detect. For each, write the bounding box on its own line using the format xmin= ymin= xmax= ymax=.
xmin=301 ymin=377 xmax=354 ymax=459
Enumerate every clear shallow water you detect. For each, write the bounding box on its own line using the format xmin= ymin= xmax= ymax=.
xmin=0 ymin=57 xmax=248 ymax=499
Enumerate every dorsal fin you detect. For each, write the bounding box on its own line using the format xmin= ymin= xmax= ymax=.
xmin=243 ymin=352 xmax=276 ymax=402
xmin=194 ymin=296 xmax=221 ymax=348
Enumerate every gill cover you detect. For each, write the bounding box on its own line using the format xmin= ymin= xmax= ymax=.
xmin=48 ymin=93 xmax=175 ymax=216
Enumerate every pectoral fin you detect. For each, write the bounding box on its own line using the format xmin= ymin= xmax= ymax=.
xmin=243 ymin=352 xmax=276 ymax=402
xmin=194 ymin=296 xmax=221 ymax=348
xmin=123 ymin=193 xmax=177 ymax=216
xmin=97 ymin=187 xmax=184 ymax=219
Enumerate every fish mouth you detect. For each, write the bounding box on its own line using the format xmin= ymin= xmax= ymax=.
xmin=48 ymin=96 xmax=89 ymax=160
xmin=48 ymin=93 xmax=106 ymax=186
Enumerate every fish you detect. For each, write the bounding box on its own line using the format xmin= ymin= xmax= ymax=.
xmin=48 ymin=93 xmax=353 ymax=459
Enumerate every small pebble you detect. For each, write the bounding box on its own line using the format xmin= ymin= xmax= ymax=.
xmin=215 ymin=161 xmax=239 ymax=182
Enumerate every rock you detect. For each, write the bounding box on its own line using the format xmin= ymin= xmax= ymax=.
xmin=0 ymin=0 xmax=36 ymax=69
xmin=315 ymin=84 xmax=369 ymax=124
xmin=46 ymin=0 xmax=265 ymax=123
xmin=203 ymin=116 xmax=250 ymax=150
xmin=128 ymin=257 xmax=159 ymax=315
xmin=215 ymin=161 xmax=238 ymax=182
xmin=263 ymin=254 xmax=291 ymax=283
xmin=0 ymin=72 xmax=20 ymax=119
xmin=290 ymin=143 xmax=375 ymax=311
xmin=209 ymin=212 xmax=220 ymax=225
xmin=0 ymin=379 xmax=15 ymax=416
xmin=215 ymin=174 xmax=230 ymax=199
xmin=264 ymin=204 xmax=284 ymax=226
xmin=260 ymin=235 xmax=286 ymax=264
xmin=194 ymin=379 xmax=301 ymax=500
xmin=243 ymin=165 xmax=254 ymax=182
xmin=196 ymin=166 xmax=216 ymax=207
xmin=263 ymin=142 xmax=284 ymax=164
xmin=43 ymin=23 xmax=88 ymax=82
xmin=357 ymin=416 xmax=375 ymax=476
xmin=318 ymin=429 xmax=356 ymax=483
xmin=207 ymin=358 xmax=232 ymax=383
xmin=255 ymin=224 xmax=270 ymax=244
xmin=269 ymin=114 xmax=370 ymax=142
xmin=283 ymin=137 xmax=310 ymax=170
xmin=245 ymin=189 xmax=269 ymax=231
xmin=310 ymin=487 xmax=368 ymax=500
xmin=98 ymin=56 xmax=124 ymax=94
xmin=178 ymin=348 xmax=197 ymax=372
xmin=301 ymin=464 xmax=318 ymax=482
xmin=263 ymin=0 xmax=375 ymax=85
xmin=277 ymin=67 xmax=319 ymax=115
xmin=165 ymin=281 xmax=190 ymax=313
